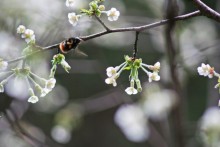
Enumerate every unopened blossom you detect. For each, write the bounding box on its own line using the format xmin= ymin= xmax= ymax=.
xmin=99 ymin=5 xmax=105 ymax=11
xmin=197 ymin=63 xmax=214 ymax=78
xmin=21 ymin=29 xmax=35 ymax=44
xmin=66 ymin=0 xmax=74 ymax=7
xmin=61 ymin=59 xmax=71 ymax=73
xmin=45 ymin=78 xmax=56 ymax=90
xmin=17 ymin=25 xmax=26 ymax=34
xmin=105 ymin=76 xmax=117 ymax=87
xmin=0 ymin=60 xmax=8 ymax=71
xmin=148 ymin=72 xmax=160 ymax=82
xmin=28 ymin=95 xmax=39 ymax=103
xmin=125 ymin=87 xmax=138 ymax=95
xmin=107 ymin=8 xmax=120 ymax=21
xmin=68 ymin=13 xmax=81 ymax=26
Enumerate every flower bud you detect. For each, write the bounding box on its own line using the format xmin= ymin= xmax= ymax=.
xmin=99 ymin=5 xmax=105 ymax=11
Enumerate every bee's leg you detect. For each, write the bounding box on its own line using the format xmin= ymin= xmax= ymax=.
xmin=57 ymin=48 xmax=60 ymax=54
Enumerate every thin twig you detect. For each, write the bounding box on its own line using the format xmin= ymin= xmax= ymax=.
xmin=193 ymin=0 xmax=220 ymax=22
xmin=80 ymin=11 xmax=201 ymax=41
xmin=94 ymin=15 xmax=110 ymax=31
xmin=133 ymin=31 xmax=139 ymax=59
xmin=7 ymin=43 xmax=59 ymax=64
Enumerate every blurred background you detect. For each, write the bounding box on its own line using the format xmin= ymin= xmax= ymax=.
xmin=1 ymin=0 xmax=220 ymax=147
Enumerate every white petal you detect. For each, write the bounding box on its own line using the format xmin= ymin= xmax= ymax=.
xmin=125 ymin=87 xmax=133 ymax=95
xmin=28 ymin=96 xmax=39 ymax=103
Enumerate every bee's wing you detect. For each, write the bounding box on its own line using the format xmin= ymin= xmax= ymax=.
xmin=72 ymin=47 xmax=88 ymax=58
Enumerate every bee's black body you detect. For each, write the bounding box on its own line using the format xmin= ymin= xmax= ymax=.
xmin=59 ymin=37 xmax=81 ymax=53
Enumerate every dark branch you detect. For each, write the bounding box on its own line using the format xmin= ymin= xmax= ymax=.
xmin=80 ymin=11 xmax=201 ymax=41
xmin=94 ymin=15 xmax=110 ymax=31
xmin=8 ymin=11 xmax=201 ymax=63
xmin=133 ymin=31 xmax=139 ymax=59
xmin=193 ymin=0 xmax=220 ymax=22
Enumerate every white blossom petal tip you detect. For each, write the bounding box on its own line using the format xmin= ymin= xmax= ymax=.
xmin=148 ymin=72 xmax=160 ymax=82
xmin=125 ymin=87 xmax=138 ymax=95
xmin=105 ymin=77 xmax=117 ymax=87
xmin=28 ymin=96 xmax=39 ymax=103
xmin=45 ymin=78 xmax=56 ymax=90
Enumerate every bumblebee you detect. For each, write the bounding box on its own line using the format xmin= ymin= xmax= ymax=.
xmin=59 ymin=37 xmax=81 ymax=53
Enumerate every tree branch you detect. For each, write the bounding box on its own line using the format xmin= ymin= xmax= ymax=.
xmin=193 ymin=0 xmax=220 ymax=22
xmin=94 ymin=15 xmax=110 ymax=31
xmin=80 ymin=11 xmax=201 ymax=41
xmin=7 ymin=11 xmax=201 ymax=64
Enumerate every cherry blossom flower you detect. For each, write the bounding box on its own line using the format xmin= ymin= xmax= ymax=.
xmin=105 ymin=76 xmax=117 ymax=87
xmin=68 ymin=13 xmax=81 ymax=26
xmin=148 ymin=72 xmax=160 ymax=82
xmin=45 ymin=78 xmax=56 ymax=91
xmin=21 ymin=29 xmax=35 ymax=44
xmin=107 ymin=8 xmax=120 ymax=21
xmin=197 ymin=63 xmax=214 ymax=78
xmin=66 ymin=0 xmax=74 ymax=7
xmin=106 ymin=66 xmax=120 ymax=77
xmin=125 ymin=87 xmax=138 ymax=95
xmin=17 ymin=25 xmax=26 ymax=34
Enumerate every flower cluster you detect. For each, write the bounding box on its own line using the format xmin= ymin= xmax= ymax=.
xmin=66 ymin=0 xmax=120 ymax=26
xmin=26 ymin=72 xmax=56 ymax=103
xmin=17 ymin=25 xmax=35 ymax=44
xmin=51 ymin=54 xmax=71 ymax=76
xmin=105 ymin=55 xmax=160 ymax=95
xmin=0 ymin=64 xmax=56 ymax=103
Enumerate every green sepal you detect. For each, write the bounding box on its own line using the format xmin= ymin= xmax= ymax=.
xmin=95 ymin=9 xmax=102 ymax=17
xmin=89 ymin=1 xmax=98 ymax=11
xmin=124 ymin=66 xmax=131 ymax=70
xmin=133 ymin=58 xmax=142 ymax=68
xmin=80 ymin=9 xmax=93 ymax=16
xmin=51 ymin=54 xmax=65 ymax=66
xmin=124 ymin=55 xmax=130 ymax=61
